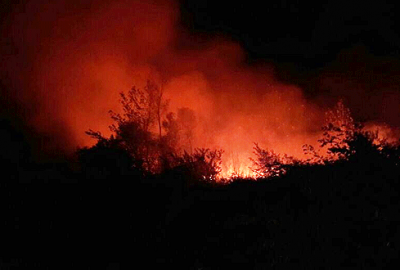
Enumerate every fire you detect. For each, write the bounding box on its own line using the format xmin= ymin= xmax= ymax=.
xmin=220 ymin=151 xmax=255 ymax=179
xmin=2 ymin=0 xmax=399 ymax=172
xmin=363 ymin=122 xmax=400 ymax=145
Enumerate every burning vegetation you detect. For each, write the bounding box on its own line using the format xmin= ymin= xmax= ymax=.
xmin=78 ymin=80 xmax=400 ymax=182
xmin=2 ymin=0 xmax=399 ymax=178
xmin=2 ymin=0 xmax=400 ymax=268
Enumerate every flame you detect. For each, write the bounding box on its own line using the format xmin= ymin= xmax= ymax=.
xmin=220 ymin=151 xmax=255 ymax=179
xmin=363 ymin=122 xmax=400 ymax=145
xmin=0 ymin=0 xmax=325 ymax=174
xmin=2 ymin=0 xmax=399 ymax=172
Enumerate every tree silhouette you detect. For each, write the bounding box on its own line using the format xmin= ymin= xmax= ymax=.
xmin=162 ymin=107 xmax=197 ymax=154
xmin=83 ymin=81 xmax=168 ymax=174
xmin=302 ymin=99 xmax=400 ymax=168
xmin=80 ymin=81 xmax=224 ymax=179
xmin=318 ymin=99 xmax=359 ymax=161
xmin=250 ymin=143 xmax=297 ymax=178
xmin=77 ymin=134 xmax=136 ymax=179
xmin=167 ymin=148 xmax=224 ymax=184
xmin=109 ymin=80 xmax=168 ymax=135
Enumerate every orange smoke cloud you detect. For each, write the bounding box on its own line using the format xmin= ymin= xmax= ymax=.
xmin=0 ymin=0 xmax=326 ymax=173
xmin=3 ymin=0 xmax=397 ymax=175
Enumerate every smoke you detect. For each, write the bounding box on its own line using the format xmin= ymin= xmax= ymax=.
xmin=1 ymin=0 xmax=399 ymax=172
xmin=1 ymin=0 xmax=178 ymax=156
xmin=311 ymin=45 xmax=400 ymax=126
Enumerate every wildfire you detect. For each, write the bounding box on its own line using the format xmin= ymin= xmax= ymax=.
xmin=3 ymin=0 xmax=399 ymax=174
xmin=220 ymin=152 xmax=255 ymax=179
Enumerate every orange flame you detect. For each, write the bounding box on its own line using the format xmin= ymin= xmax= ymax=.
xmin=2 ymin=0 xmax=399 ymax=172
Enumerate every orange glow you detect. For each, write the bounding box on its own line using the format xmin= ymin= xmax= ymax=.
xmin=3 ymin=0 xmax=399 ymax=177
xmin=363 ymin=122 xmax=400 ymax=145
xmin=220 ymin=151 xmax=255 ymax=179
xmin=0 ymin=0 xmax=331 ymax=177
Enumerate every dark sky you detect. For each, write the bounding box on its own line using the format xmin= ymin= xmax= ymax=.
xmin=1 ymin=0 xmax=399 ymax=85
xmin=2 ymin=0 xmax=399 ymax=97
xmin=180 ymin=0 xmax=399 ymax=66
xmin=1 ymin=0 xmax=400 ymax=161
xmin=178 ymin=0 xmax=400 ymax=126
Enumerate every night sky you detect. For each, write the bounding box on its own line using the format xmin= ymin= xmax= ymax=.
xmin=180 ymin=0 xmax=399 ymax=66
xmin=2 ymin=3 xmax=400 ymax=268
xmin=2 ymin=0 xmax=400 ymax=83
xmin=1 ymin=0 xmax=400 ymax=159
xmin=180 ymin=0 xmax=400 ymax=103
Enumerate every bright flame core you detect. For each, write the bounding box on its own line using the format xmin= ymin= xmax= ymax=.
xmin=3 ymin=0 xmax=399 ymax=173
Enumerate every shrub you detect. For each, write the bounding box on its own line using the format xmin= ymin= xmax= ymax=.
xmin=250 ymin=143 xmax=298 ymax=178
xmin=166 ymin=148 xmax=224 ymax=184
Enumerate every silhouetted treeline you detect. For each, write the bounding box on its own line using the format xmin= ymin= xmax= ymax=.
xmin=2 ymin=92 xmax=400 ymax=268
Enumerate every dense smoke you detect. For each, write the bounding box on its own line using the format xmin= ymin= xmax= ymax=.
xmin=1 ymin=0 xmax=399 ymax=173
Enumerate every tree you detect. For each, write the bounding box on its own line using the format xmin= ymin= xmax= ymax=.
xmin=79 ymin=79 xmax=229 ymax=181
xmin=318 ymin=99 xmax=358 ymax=161
xmin=109 ymin=80 xmax=167 ymax=134
xmin=162 ymin=107 xmax=197 ymax=154
xmin=250 ymin=143 xmax=297 ymax=178
xmin=77 ymin=134 xmax=137 ymax=179
xmin=304 ymin=99 xmax=400 ymax=167
xmin=84 ymin=81 xmax=168 ymax=174
xmin=168 ymin=148 xmax=224 ymax=184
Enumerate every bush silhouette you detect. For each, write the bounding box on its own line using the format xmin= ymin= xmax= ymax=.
xmin=250 ymin=143 xmax=298 ymax=178
xmin=77 ymin=136 xmax=138 ymax=180
xmin=164 ymin=148 xmax=224 ymax=185
xmin=79 ymin=81 xmax=223 ymax=180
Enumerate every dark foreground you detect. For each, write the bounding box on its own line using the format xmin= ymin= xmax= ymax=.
xmin=2 ymin=159 xmax=400 ymax=269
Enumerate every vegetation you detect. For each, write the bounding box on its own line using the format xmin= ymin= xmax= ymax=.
xmin=250 ymin=143 xmax=299 ymax=178
xmin=78 ymin=81 xmax=223 ymax=184
xmin=3 ymin=87 xmax=400 ymax=268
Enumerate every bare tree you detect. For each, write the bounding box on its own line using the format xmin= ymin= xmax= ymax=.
xmin=86 ymin=80 xmax=168 ymax=173
xmin=318 ymin=99 xmax=359 ymax=161
xmin=108 ymin=80 xmax=167 ymax=133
